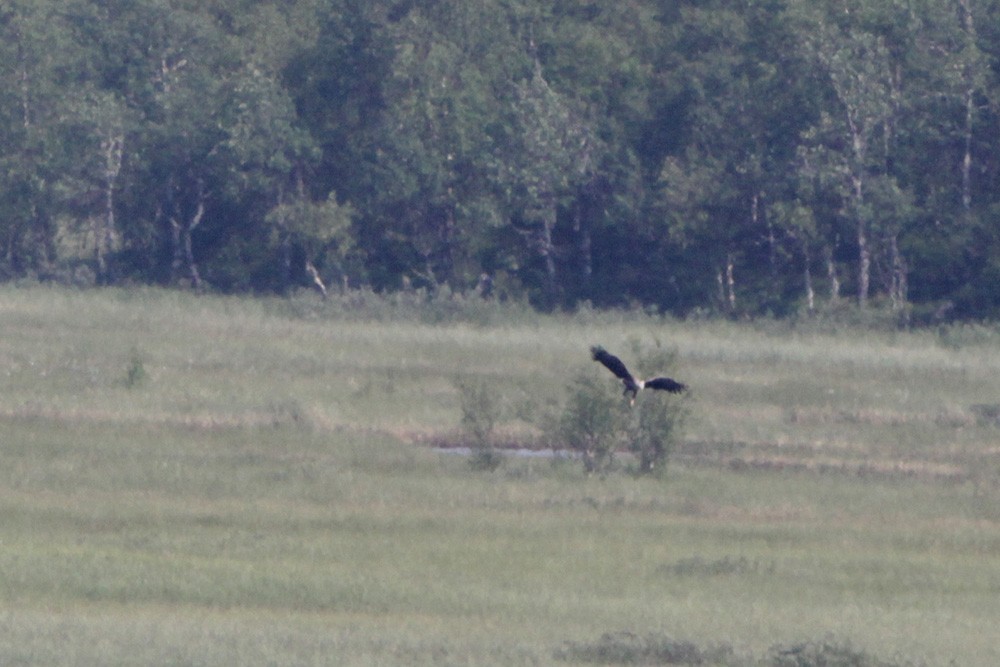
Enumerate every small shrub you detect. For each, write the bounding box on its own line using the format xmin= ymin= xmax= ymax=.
xmin=468 ymin=446 xmax=504 ymax=472
xmin=970 ymin=403 xmax=1000 ymax=427
xmin=627 ymin=391 xmax=686 ymax=475
xmin=266 ymin=399 xmax=313 ymax=429
xmin=766 ymin=636 xmax=908 ymax=667
xmin=455 ymin=377 xmax=504 ymax=471
xmin=659 ymin=555 xmax=775 ymax=578
xmin=554 ymin=372 xmax=626 ymax=474
xmin=124 ymin=348 xmax=147 ymax=388
xmin=559 ymin=632 xmax=909 ymax=666
xmin=624 ymin=340 xmax=687 ymax=475
xmin=556 ymin=631 xmax=736 ymax=665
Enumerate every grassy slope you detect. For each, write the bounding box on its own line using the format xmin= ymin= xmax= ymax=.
xmin=1 ymin=287 xmax=999 ymax=665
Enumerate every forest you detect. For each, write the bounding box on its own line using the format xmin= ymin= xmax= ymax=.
xmin=3 ymin=0 xmax=1000 ymax=320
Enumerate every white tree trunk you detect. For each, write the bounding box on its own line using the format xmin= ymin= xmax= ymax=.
xmin=959 ymin=0 xmax=977 ymax=211
xmin=825 ymin=244 xmax=840 ymax=301
xmin=96 ymin=132 xmax=124 ymax=281
xmin=170 ymin=182 xmax=205 ymax=289
xmin=851 ymin=173 xmax=870 ymax=307
xmin=802 ymin=241 xmax=815 ymax=313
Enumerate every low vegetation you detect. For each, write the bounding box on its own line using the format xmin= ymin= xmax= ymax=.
xmin=557 ymin=632 xmax=908 ymax=666
xmin=1 ymin=287 xmax=1000 ymax=665
xmin=455 ymin=376 xmax=506 ymax=471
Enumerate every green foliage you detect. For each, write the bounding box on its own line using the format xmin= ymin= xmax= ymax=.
xmin=627 ymin=399 xmax=683 ymax=475
xmin=558 ymin=632 xmax=910 ymax=666
xmin=3 ymin=0 xmax=1000 ymax=318
xmin=766 ymin=637 xmax=907 ymax=667
xmin=625 ymin=341 xmax=687 ymax=475
xmin=555 ymin=372 xmax=626 ymax=474
xmin=969 ymin=403 xmax=1000 ymax=427
xmin=456 ymin=376 xmax=505 ymax=471
xmin=458 ymin=378 xmax=501 ymax=445
xmin=124 ymin=348 xmax=147 ymax=389
xmin=556 ymin=631 xmax=736 ymax=665
xmin=265 ymin=191 xmax=355 ymax=283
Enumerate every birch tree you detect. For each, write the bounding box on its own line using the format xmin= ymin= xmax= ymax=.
xmin=801 ymin=23 xmax=898 ymax=307
xmin=0 ymin=0 xmax=76 ymax=274
xmin=498 ymin=61 xmax=601 ymax=307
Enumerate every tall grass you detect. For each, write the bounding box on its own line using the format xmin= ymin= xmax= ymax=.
xmin=0 ymin=286 xmax=999 ymax=664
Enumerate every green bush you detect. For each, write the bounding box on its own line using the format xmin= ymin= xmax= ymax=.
xmin=554 ymin=372 xmax=626 ymax=474
xmin=557 ymin=632 xmax=908 ymax=666
xmin=622 ymin=341 xmax=687 ymax=475
xmin=455 ymin=377 xmax=505 ymax=471
xmin=766 ymin=637 xmax=908 ymax=667
xmin=556 ymin=631 xmax=737 ymax=665
xmin=627 ymin=391 xmax=686 ymax=475
xmin=124 ymin=347 xmax=147 ymax=389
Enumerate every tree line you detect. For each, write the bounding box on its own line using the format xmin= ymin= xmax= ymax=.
xmin=2 ymin=0 xmax=999 ymax=319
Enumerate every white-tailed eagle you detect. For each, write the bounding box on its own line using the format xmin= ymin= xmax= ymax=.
xmin=591 ymin=346 xmax=686 ymax=403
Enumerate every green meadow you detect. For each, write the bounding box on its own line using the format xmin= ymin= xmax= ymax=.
xmin=1 ymin=287 xmax=999 ymax=665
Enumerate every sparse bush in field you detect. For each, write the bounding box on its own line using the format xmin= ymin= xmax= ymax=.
xmin=624 ymin=340 xmax=687 ymax=475
xmin=554 ymin=373 xmax=626 ymax=474
xmin=558 ymin=632 xmax=910 ymax=666
xmin=455 ymin=377 xmax=504 ymax=471
xmin=659 ymin=555 xmax=776 ymax=577
xmin=970 ymin=403 xmax=1000 ymax=427
xmin=267 ymin=399 xmax=313 ymax=429
xmin=627 ymin=391 xmax=686 ymax=475
xmin=468 ymin=442 xmax=504 ymax=471
xmin=457 ymin=378 xmax=502 ymax=445
xmin=556 ymin=631 xmax=737 ymax=665
xmin=125 ymin=347 xmax=147 ymax=388
xmin=766 ymin=636 xmax=909 ymax=667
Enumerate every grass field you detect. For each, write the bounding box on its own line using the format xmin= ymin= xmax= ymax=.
xmin=1 ymin=286 xmax=999 ymax=665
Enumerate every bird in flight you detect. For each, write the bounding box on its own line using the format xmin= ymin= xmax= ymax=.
xmin=591 ymin=346 xmax=686 ymax=404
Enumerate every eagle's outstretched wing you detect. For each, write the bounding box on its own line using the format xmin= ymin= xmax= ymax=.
xmin=644 ymin=377 xmax=687 ymax=394
xmin=591 ymin=346 xmax=634 ymax=382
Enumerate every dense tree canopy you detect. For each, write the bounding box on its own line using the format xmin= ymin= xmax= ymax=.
xmin=2 ymin=0 xmax=1000 ymax=319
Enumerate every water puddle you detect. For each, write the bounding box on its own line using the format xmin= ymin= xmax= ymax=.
xmin=434 ymin=446 xmax=578 ymax=459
